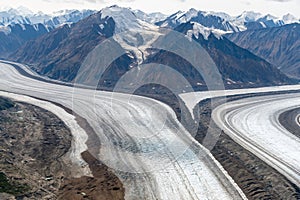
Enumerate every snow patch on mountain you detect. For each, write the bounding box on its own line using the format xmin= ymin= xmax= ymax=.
xmin=0 ymin=7 xmax=47 ymax=26
xmin=237 ymin=11 xmax=262 ymax=22
xmin=101 ymin=6 xmax=140 ymax=33
xmin=133 ymin=10 xmax=167 ymax=24
xmin=186 ymin=22 xmax=229 ymax=41
xmin=282 ymin=14 xmax=299 ymax=24
xmin=0 ymin=26 xmax=11 ymax=35
xmin=259 ymin=22 xmax=267 ymax=28
xmin=100 ymin=5 xmax=163 ymax=64
xmin=197 ymin=10 xmax=299 ymax=31
xmin=114 ymin=29 xmax=162 ymax=64
xmin=257 ymin=14 xmax=284 ymax=26
xmin=208 ymin=11 xmax=232 ymax=21
xmin=5 ymin=6 xmax=34 ymax=16
xmin=101 ymin=5 xmax=158 ymax=33
xmin=176 ymin=8 xmax=199 ymax=24
xmin=159 ymin=8 xmax=240 ymax=32
xmin=0 ymin=6 xmax=95 ymax=29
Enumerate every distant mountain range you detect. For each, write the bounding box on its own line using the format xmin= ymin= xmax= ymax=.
xmin=0 ymin=7 xmax=96 ymax=26
xmin=1 ymin=5 xmax=299 ymax=89
xmin=0 ymin=8 xmax=96 ymax=57
xmin=157 ymin=9 xmax=299 ymax=32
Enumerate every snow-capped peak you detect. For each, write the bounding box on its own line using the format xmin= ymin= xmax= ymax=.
xmin=258 ymin=14 xmax=278 ymax=21
xmin=100 ymin=5 xmax=158 ymax=33
xmin=5 ymin=6 xmax=34 ymax=16
xmin=132 ymin=10 xmax=167 ymax=24
xmin=237 ymin=11 xmax=262 ymax=22
xmin=99 ymin=6 xmax=162 ymax=64
xmin=207 ymin=12 xmax=232 ymax=21
xmin=52 ymin=9 xmax=76 ymax=16
xmin=0 ymin=26 xmax=11 ymax=35
xmin=186 ymin=22 xmax=229 ymax=41
xmin=224 ymin=11 xmax=299 ymax=31
xmin=282 ymin=13 xmax=299 ymax=24
xmin=0 ymin=7 xmax=97 ymax=27
xmin=175 ymin=8 xmax=199 ymax=24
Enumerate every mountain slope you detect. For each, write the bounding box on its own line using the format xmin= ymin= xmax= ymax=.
xmin=0 ymin=7 xmax=33 ymax=25
xmin=145 ymin=22 xmax=293 ymax=89
xmin=132 ymin=10 xmax=167 ymax=23
xmin=10 ymin=6 xmax=163 ymax=85
xmin=156 ymin=9 xmax=299 ymax=33
xmin=0 ymin=9 xmax=95 ymax=57
xmin=11 ymin=11 xmax=135 ymax=84
xmin=44 ymin=9 xmax=96 ymax=28
xmin=9 ymin=7 xmax=295 ymax=90
xmin=0 ymin=23 xmax=51 ymax=58
xmin=226 ymin=23 xmax=300 ymax=78
xmin=156 ymin=8 xmax=239 ymax=32
xmin=211 ymin=11 xmax=299 ymax=31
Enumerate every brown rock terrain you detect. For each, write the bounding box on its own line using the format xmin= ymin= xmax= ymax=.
xmin=0 ymin=97 xmax=124 ymax=200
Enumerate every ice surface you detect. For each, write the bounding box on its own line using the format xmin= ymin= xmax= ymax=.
xmin=179 ymin=85 xmax=300 ymax=119
xmin=212 ymin=93 xmax=300 ymax=186
xmin=0 ymin=62 xmax=247 ymax=200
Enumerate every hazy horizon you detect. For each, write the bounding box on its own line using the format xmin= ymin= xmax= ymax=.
xmin=0 ymin=0 xmax=299 ymax=18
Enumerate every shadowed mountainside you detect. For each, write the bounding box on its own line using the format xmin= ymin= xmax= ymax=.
xmin=227 ymin=23 xmax=300 ymax=79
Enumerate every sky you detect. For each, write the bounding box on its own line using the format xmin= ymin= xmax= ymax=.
xmin=0 ymin=0 xmax=299 ymax=18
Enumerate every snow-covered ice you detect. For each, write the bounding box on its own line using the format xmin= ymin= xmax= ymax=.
xmin=212 ymin=93 xmax=300 ymax=187
xmin=0 ymin=62 xmax=247 ymax=200
xmin=179 ymin=85 xmax=300 ymax=119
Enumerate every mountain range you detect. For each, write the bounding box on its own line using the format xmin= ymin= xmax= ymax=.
xmin=226 ymin=23 xmax=300 ymax=78
xmin=1 ymin=5 xmax=299 ymax=90
xmin=0 ymin=8 xmax=96 ymax=57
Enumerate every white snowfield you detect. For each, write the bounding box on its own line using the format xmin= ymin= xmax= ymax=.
xmin=0 ymin=62 xmax=247 ymax=200
xmin=212 ymin=93 xmax=300 ymax=187
xmin=297 ymin=114 xmax=300 ymax=126
xmin=179 ymin=85 xmax=300 ymax=119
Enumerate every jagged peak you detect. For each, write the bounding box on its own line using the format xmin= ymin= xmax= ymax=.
xmin=186 ymin=22 xmax=230 ymax=41
xmin=237 ymin=11 xmax=262 ymax=21
xmin=282 ymin=13 xmax=299 ymax=24
xmin=100 ymin=6 xmax=158 ymax=33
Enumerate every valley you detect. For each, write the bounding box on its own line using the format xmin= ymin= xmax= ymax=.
xmin=0 ymin=62 xmax=246 ymax=199
xmin=0 ymin=3 xmax=299 ymax=200
xmin=1 ymin=59 xmax=300 ymax=199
